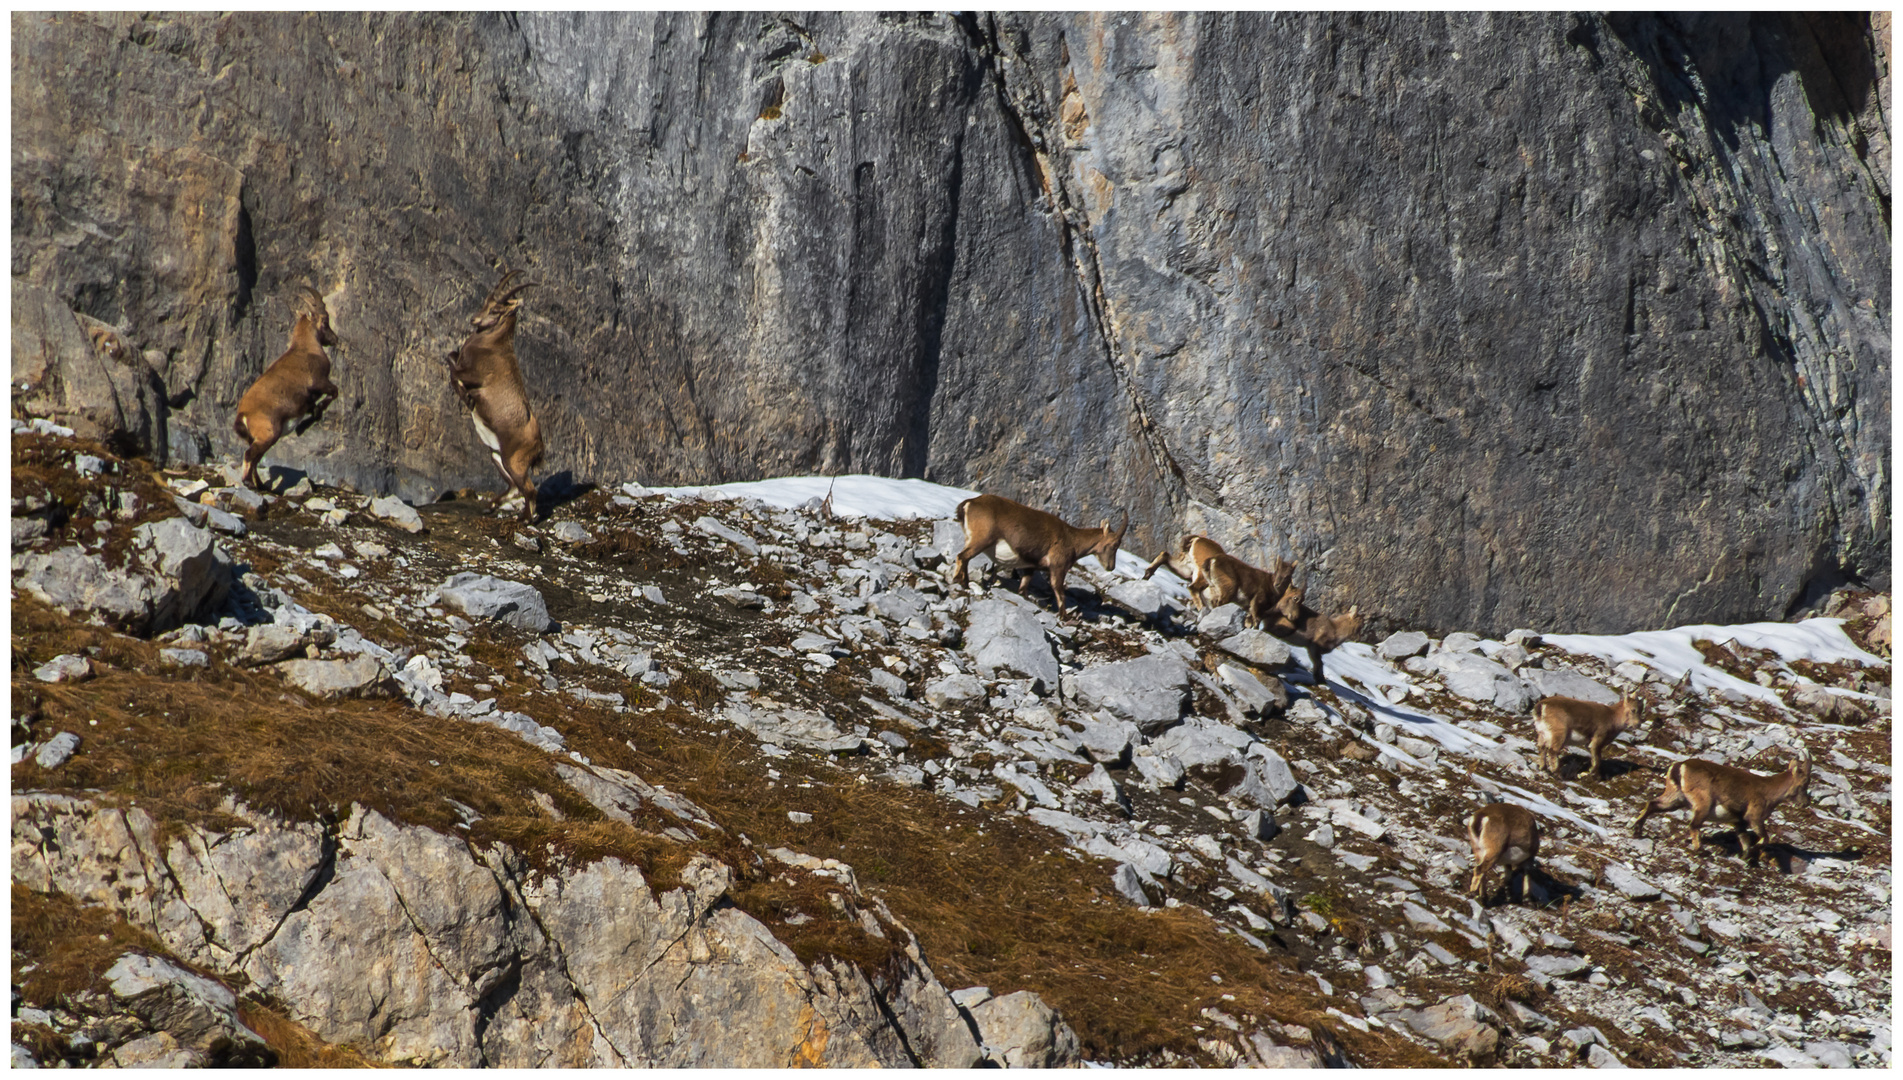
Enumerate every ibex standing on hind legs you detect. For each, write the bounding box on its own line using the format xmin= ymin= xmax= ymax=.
xmin=233 ymin=286 xmax=340 ymax=490
xmin=446 ymin=269 xmax=545 ymax=521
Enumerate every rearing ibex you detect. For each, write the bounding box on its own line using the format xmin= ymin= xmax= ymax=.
xmin=233 ymin=286 xmax=340 ymax=490
xmin=446 ymin=269 xmax=545 ymax=521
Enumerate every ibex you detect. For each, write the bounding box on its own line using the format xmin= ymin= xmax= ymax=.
xmin=1141 ymin=533 xmax=1228 ymax=610
xmin=1199 ymin=551 xmax=1295 ymax=629
xmin=1630 ymin=748 xmax=1812 ymax=866
xmin=1466 ymin=802 xmax=1540 ymax=905
xmin=951 ymin=493 xmax=1127 ymax=617
xmin=1260 ymin=585 xmax=1362 ymax=682
xmin=446 ymin=269 xmax=544 ymax=521
xmin=1532 ymin=692 xmax=1650 ymax=779
xmin=233 ymin=287 xmax=340 ymax=490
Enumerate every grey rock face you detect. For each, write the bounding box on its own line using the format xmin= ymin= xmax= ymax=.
xmin=11 ymin=282 xmax=167 ymax=457
xmin=14 ymin=794 xmax=980 ymax=1068
xmin=439 ymin=573 xmax=554 ymax=633
xmin=10 ymin=12 xmax=1885 ymax=634
xmin=1067 ymin=653 xmax=1190 ymax=734
xmin=963 ymin=598 xmax=1058 ymax=691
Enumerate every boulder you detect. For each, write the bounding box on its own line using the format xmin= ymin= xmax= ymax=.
xmin=1197 ymin=603 xmax=1247 ymax=638
xmin=963 ymin=598 xmax=1058 ymax=691
xmin=133 ymin=517 xmax=229 ymax=628
xmin=1066 ymin=653 xmax=1190 ymax=734
xmin=439 ymin=573 xmax=554 ymax=633
xmin=368 ymin=495 xmax=425 ymax=534
xmin=966 ymin=991 xmax=1081 ymax=1068
xmin=1068 ymin=714 xmax=1138 ymax=765
xmin=33 ymin=731 xmax=81 ymax=769
xmin=868 ymin=668 xmax=909 ymax=699
xmin=693 ymin=515 xmax=758 ymax=556
xmin=1524 ymin=668 xmax=1619 ymax=706
xmin=729 ymin=707 xmax=866 ymax=754
xmin=923 ymin=673 xmax=986 ymax=708
xmin=1110 ymin=862 xmax=1151 ymax=906
xmin=1377 ymin=630 xmax=1431 ymax=660
xmin=1105 ymin=577 xmax=1176 ymax=619
xmin=867 ymin=586 xmax=929 ymax=627
xmin=277 ymin=656 xmax=396 ymax=699
xmin=239 ymin=623 xmax=335 ymax=666
xmin=1217 ymin=663 xmax=1288 ymax=716
xmin=1401 ymin=995 xmax=1500 ymax=1060
xmin=1217 ymin=629 xmax=1292 ymax=667
xmin=32 ymin=653 xmax=93 ymax=683
xmin=1435 ymin=652 xmax=1535 ymax=712
xmin=103 ymin=953 xmax=274 ymax=1066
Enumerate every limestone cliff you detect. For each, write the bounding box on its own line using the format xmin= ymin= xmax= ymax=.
xmin=10 ymin=12 xmax=1889 ymax=634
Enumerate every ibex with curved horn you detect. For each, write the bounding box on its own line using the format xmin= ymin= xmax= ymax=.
xmin=233 ymin=286 xmax=339 ymax=490
xmin=951 ymin=493 xmax=1127 ymax=617
xmin=446 ymin=269 xmax=545 ymax=521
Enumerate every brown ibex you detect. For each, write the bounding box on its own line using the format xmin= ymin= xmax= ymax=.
xmin=233 ymin=286 xmax=340 ymax=490
xmin=1467 ymin=802 xmax=1541 ymax=905
xmin=446 ymin=269 xmax=544 ymax=521
xmin=1630 ymin=748 xmax=1812 ymax=866
xmin=1141 ymin=533 xmax=1228 ymax=610
xmin=951 ymin=493 xmax=1127 ymax=617
xmin=1259 ymin=584 xmax=1362 ymax=683
xmin=1200 ymin=551 xmax=1296 ymax=629
xmin=1532 ymin=692 xmax=1650 ymax=779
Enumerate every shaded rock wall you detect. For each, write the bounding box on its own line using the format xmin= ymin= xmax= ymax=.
xmin=10 ymin=11 xmax=1888 ymax=633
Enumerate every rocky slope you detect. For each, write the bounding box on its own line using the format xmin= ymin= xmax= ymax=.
xmin=10 ymin=11 xmax=1890 ymax=635
xmin=11 ymin=431 xmax=1892 ymax=1068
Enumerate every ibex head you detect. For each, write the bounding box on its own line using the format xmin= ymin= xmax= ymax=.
xmin=295 ymin=286 xmax=339 ymax=348
xmin=471 ymin=269 xmax=538 ymax=332
xmin=1094 ymin=510 xmax=1130 ymax=571
xmin=1787 ymin=744 xmax=1814 ymax=809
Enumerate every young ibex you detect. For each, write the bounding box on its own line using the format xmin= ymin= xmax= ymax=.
xmin=951 ymin=493 xmax=1127 ymax=617
xmin=1467 ymin=802 xmax=1540 ymax=905
xmin=1532 ymin=691 xmax=1650 ymax=779
xmin=1261 ymin=585 xmax=1363 ymax=682
xmin=1141 ymin=533 xmax=1227 ymax=610
xmin=1630 ymin=748 xmax=1812 ymax=866
xmin=233 ymin=286 xmax=340 ymax=490
xmin=446 ymin=269 xmax=545 ymax=521
xmin=1199 ymin=551 xmax=1296 ymax=629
